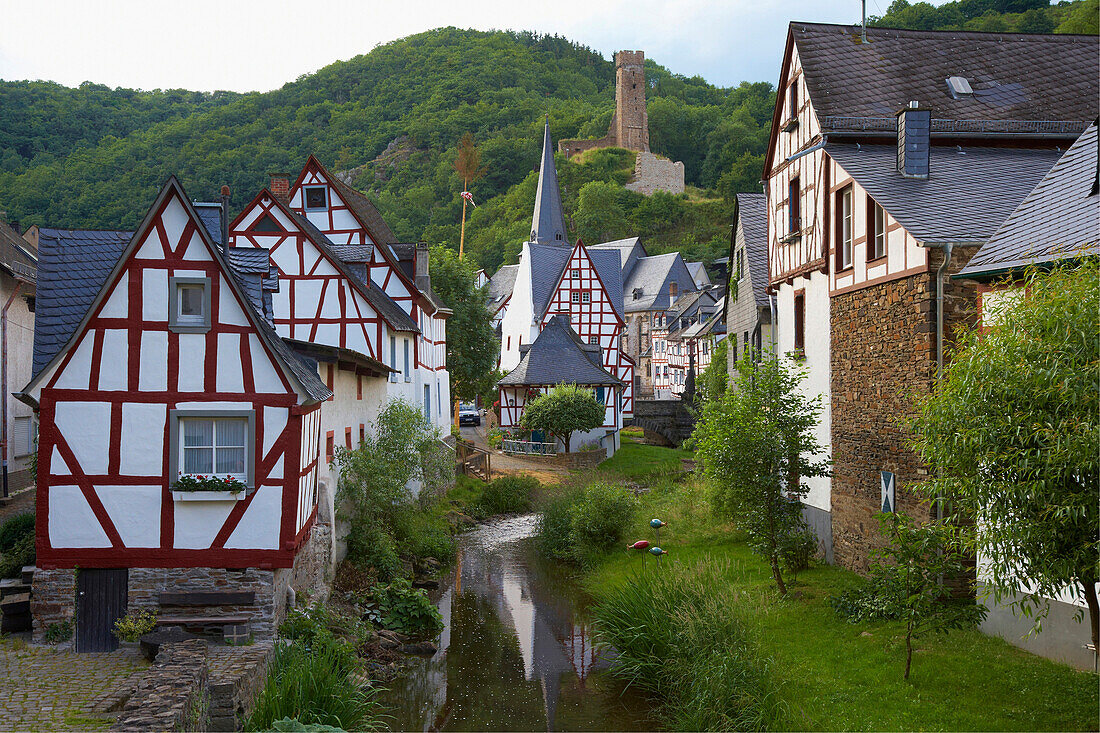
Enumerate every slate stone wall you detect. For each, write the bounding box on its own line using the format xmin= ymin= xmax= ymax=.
xmin=111 ymin=639 xmax=210 ymax=732
xmin=30 ymin=568 xmax=75 ymax=643
xmin=829 ymin=247 xmax=979 ymax=572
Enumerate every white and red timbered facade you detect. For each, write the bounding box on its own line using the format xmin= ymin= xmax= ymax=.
xmin=282 ymin=157 xmax=451 ymax=432
xmin=20 ymin=179 xmax=330 ymax=571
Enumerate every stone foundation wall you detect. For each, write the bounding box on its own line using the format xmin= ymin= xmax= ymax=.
xmin=625 ymin=152 xmax=685 ymax=196
xmin=30 ymin=568 xmax=75 ymax=643
xmin=829 ymin=248 xmax=979 ymax=573
xmin=208 ymin=644 xmax=274 ymax=731
xmin=111 ymin=639 xmax=210 ymax=732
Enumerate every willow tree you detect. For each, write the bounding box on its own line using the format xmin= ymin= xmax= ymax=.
xmin=911 ymin=262 xmax=1099 ymax=668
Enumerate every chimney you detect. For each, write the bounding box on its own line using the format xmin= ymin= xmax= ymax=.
xmin=220 ymin=185 xmax=231 ymax=258
xmin=897 ymin=101 xmax=931 ymax=179
xmin=414 ymin=241 xmax=430 ymax=292
xmin=270 ymin=174 xmax=290 ymax=203
xmin=669 ymin=281 xmax=678 ymax=304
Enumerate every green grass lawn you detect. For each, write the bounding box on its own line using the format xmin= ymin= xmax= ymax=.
xmin=597 ymin=431 xmax=694 ymax=481
xmin=582 ymin=477 xmax=1099 ymax=732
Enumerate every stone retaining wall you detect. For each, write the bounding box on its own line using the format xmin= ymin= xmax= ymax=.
xmin=111 ymin=639 xmax=209 ymax=732
xmin=208 ymin=644 xmax=274 ymax=731
xmin=29 ymin=568 xmax=74 ymax=644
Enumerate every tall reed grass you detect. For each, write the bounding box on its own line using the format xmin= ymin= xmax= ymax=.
xmin=593 ymin=560 xmax=782 ymax=731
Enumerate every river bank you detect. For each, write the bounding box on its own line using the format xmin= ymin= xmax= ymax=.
xmin=576 ymin=437 xmax=1099 ymax=731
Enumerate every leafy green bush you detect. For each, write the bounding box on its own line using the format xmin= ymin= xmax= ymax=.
xmin=367 ymin=578 xmax=443 ymax=638
xmin=0 ymin=512 xmax=34 ymax=552
xmin=779 ymin=521 xmax=818 ymax=576
xmin=594 ymin=562 xmax=780 ymax=731
xmin=475 ymin=475 xmax=537 ymax=516
xmin=392 ymin=509 xmax=453 ymax=564
xmin=537 ymin=481 xmax=636 ymax=567
xmin=112 ymin=609 xmax=157 ymax=642
xmin=346 ymin=522 xmax=401 ymax=582
xmin=44 ymin=620 xmax=72 ymax=644
xmin=0 ymin=531 xmax=34 ymax=578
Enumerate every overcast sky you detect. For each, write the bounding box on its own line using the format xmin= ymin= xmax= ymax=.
xmin=0 ymin=1 xmax=894 ymax=92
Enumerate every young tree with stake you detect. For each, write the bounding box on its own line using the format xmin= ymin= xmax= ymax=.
xmin=520 ymin=383 xmax=605 ymax=455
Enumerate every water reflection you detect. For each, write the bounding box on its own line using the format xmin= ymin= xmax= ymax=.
xmin=381 ymin=515 xmax=654 ymax=732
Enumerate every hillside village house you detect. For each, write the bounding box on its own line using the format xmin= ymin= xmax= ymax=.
xmin=724 ymin=192 xmax=774 ymax=371
xmin=650 ymin=288 xmax=718 ymax=397
xmin=498 ymin=315 xmax=624 ymax=457
xmin=19 ymin=179 xmax=333 ymax=650
xmin=765 ymin=23 xmax=1098 ymax=569
xmin=586 ymin=239 xmax=698 ymax=398
xmin=499 ymin=121 xmax=635 ymax=422
xmin=955 ymin=122 xmax=1099 ymax=669
xmin=666 ymin=294 xmax=725 ymax=389
xmin=0 ymin=219 xmax=36 ymax=496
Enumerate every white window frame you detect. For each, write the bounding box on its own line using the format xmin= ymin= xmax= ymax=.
xmin=581 ymin=292 xmax=591 ymax=304
xmin=403 ymin=338 xmax=411 ymax=382
xmin=390 ymin=335 xmax=398 ymax=382
xmin=571 ymin=292 xmax=580 ymax=304
xmin=841 ymin=188 xmax=854 ymax=270
xmin=870 ymin=201 xmax=886 ymax=260
xmin=12 ymin=415 xmax=36 ymax=458
xmin=169 ymin=410 xmax=255 ymax=488
xmin=168 ymin=276 xmax=211 ymax=334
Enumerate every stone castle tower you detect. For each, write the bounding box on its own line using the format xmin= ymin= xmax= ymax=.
xmin=560 ymin=51 xmax=651 ymax=157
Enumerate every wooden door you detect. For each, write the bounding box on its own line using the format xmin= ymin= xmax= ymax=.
xmin=75 ymin=568 xmax=128 ymax=652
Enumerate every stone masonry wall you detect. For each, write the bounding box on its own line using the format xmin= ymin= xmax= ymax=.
xmin=30 ymin=568 xmax=75 ymax=643
xmin=625 ymin=153 xmax=685 ymax=196
xmin=829 ymin=246 xmax=979 ymax=573
xmin=111 ymin=639 xmax=210 ymax=732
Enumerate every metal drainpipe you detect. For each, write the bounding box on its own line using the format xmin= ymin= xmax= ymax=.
xmin=931 ymin=241 xmax=954 ymax=524
xmin=2 ymin=281 xmax=25 ymax=499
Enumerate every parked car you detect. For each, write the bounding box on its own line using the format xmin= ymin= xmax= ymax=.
xmin=459 ymin=404 xmax=481 ymax=426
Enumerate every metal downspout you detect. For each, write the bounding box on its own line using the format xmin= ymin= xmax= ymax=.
xmin=2 ymin=281 xmax=24 ymax=499
xmin=933 ymin=242 xmax=954 ymax=525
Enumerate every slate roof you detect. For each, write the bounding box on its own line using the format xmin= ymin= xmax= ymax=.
xmin=686 ymin=262 xmax=710 ymax=288
xmin=499 ymin=315 xmax=621 ymax=387
xmin=588 ymin=237 xmax=646 ymax=275
xmin=791 ymin=23 xmax=1099 ymax=126
xmin=587 ymin=248 xmax=624 ymax=321
xmin=0 ymin=220 xmax=36 ymax=283
xmin=531 ymin=119 xmax=570 ymax=246
xmin=327 ymin=175 xmax=397 ymax=245
xmin=487 ymin=264 xmax=518 ymax=314
xmin=959 ymin=123 xmax=1099 ymax=278
xmin=32 ymin=228 xmax=133 ymax=375
xmin=193 ymin=202 xmax=224 ymax=245
xmin=735 ymin=193 xmax=770 ymax=308
xmin=825 ymin=143 xmax=1064 ymax=243
xmin=529 ymin=243 xmax=574 ymax=318
xmin=331 ymin=244 xmax=373 ymax=263
xmin=621 ymin=252 xmax=695 ymax=313
xmin=287 ymin=209 xmax=419 ymax=333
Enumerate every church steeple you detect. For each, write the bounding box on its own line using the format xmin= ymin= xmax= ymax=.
xmin=530 ymin=117 xmax=569 ymax=246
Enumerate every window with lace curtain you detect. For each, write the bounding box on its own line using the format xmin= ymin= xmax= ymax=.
xmin=169 ymin=410 xmax=255 ymax=486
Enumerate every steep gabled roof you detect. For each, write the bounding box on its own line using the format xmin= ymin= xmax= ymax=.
xmin=499 ymin=315 xmax=621 ymax=387
xmin=959 ymin=123 xmax=1099 ymax=278
xmin=530 ymin=119 xmax=569 ymax=246
xmin=588 ymin=237 xmax=647 ymax=276
xmin=0 ymin=219 xmax=36 ymax=283
xmin=734 ymin=193 xmax=770 ymax=308
xmin=32 ymin=228 xmax=132 ymax=375
xmin=530 ymin=243 xmax=574 ymax=318
xmin=325 ymin=171 xmax=398 ymax=246
xmin=826 ymin=143 xmax=1063 ymax=243
xmin=792 ymin=23 xmax=1098 ymax=125
xmin=26 ymin=179 xmax=331 ymax=402
xmin=487 ymin=264 xmax=519 ymax=315
xmin=686 ymin=262 xmax=711 ymax=288
xmin=587 ymin=248 xmax=624 ymax=321
xmin=622 ymin=252 xmax=695 ymax=313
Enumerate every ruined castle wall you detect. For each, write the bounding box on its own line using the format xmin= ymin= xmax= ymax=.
xmin=625 ymin=153 xmax=685 ymax=195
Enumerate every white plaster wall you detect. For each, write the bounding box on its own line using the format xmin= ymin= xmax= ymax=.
xmin=499 ymin=243 xmax=536 ymax=372
xmin=48 ymin=485 xmax=111 ymax=547
xmin=98 ymin=486 xmax=160 ymax=547
xmin=2 ymin=272 xmax=35 ymax=476
xmin=777 ymin=271 xmax=831 ymax=513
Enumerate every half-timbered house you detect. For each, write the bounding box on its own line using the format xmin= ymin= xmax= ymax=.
xmin=724 ymin=192 xmax=774 ymax=375
xmin=498 ymin=315 xmax=623 ymax=457
xmin=765 ymin=22 xmax=1097 ymax=568
xmin=955 ymin=122 xmax=1099 ymax=670
xmin=274 ymin=157 xmax=452 ymax=433
xmin=499 ymin=121 xmax=634 ymax=418
xmin=19 ymin=178 xmax=333 ymax=650
xmin=0 ymin=217 xmax=37 ymax=495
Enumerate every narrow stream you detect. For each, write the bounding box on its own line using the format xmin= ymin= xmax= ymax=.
xmin=380 ymin=514 xmax=656 ymax=732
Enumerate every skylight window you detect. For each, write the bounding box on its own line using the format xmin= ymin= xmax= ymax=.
xmin=946 ymin=76 xmax=973 ymax=99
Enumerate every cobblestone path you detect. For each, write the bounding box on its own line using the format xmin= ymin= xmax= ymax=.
xmin=0 ymin=637 xmax=148 ymax=731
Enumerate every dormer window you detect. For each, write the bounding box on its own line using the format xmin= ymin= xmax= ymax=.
xmin=304 ymin=186 xmax=327 ymax=210
xmin=169 ymin=276 xmax=211 ymax=333
xmin=633 ymin=288 xmax=643 ymax=300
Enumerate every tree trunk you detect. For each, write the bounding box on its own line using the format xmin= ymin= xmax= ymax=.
xmin=904 ymin=627 xmax=913 ymax=680
xmin=771 ymin=552 xmax=787 ymax=595
xmin=1082 ymin=576 xmax=1099 ymax=673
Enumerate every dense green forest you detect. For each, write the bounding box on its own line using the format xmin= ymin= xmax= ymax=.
xmin=0 ymin=29 xmax=771 ymax=272
xmin=0 ymin=4 xmax=1094 ymax=273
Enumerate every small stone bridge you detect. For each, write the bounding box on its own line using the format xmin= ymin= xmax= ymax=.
xmin=628 ymin=398 xmax=697 ymax=447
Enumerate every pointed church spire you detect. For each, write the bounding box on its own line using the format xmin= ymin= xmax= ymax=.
xmin=530 ymin=117 xmax=569 ymax=246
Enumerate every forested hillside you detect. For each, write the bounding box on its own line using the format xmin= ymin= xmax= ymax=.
xmin=1 ymin=6 xmax=1093 ymax=273
xmin=0 ymin=28 xmax=772 ymax=272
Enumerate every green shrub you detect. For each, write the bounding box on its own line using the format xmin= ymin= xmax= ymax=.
xmin=0 ymin=512 xmax=34 ymax=552
xmin=779 ymin=522 xmax=818 ymax=576
xmin=536 ymin=481 xmax=636 ymax=567
xmin=266 ymin=718 xmax=345 ymax=732
xmin=345 ymin=522 xmax=400 ymax=582
xmin=367 ymin=578 xmax=443 ymax=638
xmin=44 ymin=620 xmax=72 ymax=644
xmin=392 ymin=509 xmax=453 ymax=563
xmin=0 ymin=531 xmax=34 ymax=578
xmin=246 ymin=633 xmax=380 ymax=732
xmin=112 ymin=609 xmax=157 ymax=642
xmin=594 ymin=562 xmax=780 ymax=731
xmin=475 ymin=475 xmax=537 ymax=516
